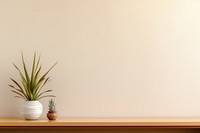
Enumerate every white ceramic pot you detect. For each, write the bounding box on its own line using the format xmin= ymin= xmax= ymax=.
xmin=21 ymin=101 xmax=43 ymax=120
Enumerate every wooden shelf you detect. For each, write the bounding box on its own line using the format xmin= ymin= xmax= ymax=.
xmin=1 ymin=118 xmax=200 ymax=128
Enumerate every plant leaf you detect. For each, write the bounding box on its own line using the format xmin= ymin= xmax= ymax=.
xmin=38 ymin=95 xmax=55 ymax=100
xmin=35 ymin=76 xmax=50 ymax=96
xmin=21 ymin=52 xmax=30 ymax=89
xmin=36 ymin=90 xmax=52 ymax=99
xmin=9 ymin=84 xmax=28 ymax=99
xmin=10 ymin=78 xmax=23 ymax=90
xmin=11 ymin=90 xmax=26 ymax=99
xmin=12 ymin=63 xmax=27 ymax=84
xmin=9 ymin=78 xmax=28 ymax=98
xmin=14 ymin=96 xmax=26 ymax=100
xmin=10 ymin=53 xmax=56 ymax=101
xmin=30 ymin=52 xmax=36 ymax=92
xmin=21 ymin=79 xmax=31 ymax=100
xmin=37 ymin=62 xmax=57 ymax=85
xmin=32 ymin=65 xmax=42 ymax=95
xmin=35 ymin=54 xmax=41 ymax=73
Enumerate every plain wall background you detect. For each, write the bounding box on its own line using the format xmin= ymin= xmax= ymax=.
xmin=0 ymin=0 xmax=200 ymax=118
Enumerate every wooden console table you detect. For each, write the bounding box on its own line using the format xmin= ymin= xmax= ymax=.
xmin=1 ymin=118 xmax=200 ymax=129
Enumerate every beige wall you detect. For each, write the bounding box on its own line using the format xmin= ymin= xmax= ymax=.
xmin=0 ymin=0 xmax=200 ymax=118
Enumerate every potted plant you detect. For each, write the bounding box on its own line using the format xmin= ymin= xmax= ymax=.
xmin=47 ymin=99 xmax=58 ymax=120
xmin=9 ymin=52 xmax=57 ymax=120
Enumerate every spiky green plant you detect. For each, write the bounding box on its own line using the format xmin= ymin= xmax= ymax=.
xmin=48 ymin=99 xmax=56 ymax=112
xmin=9 ymin=52 xmax=57 ymax=101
